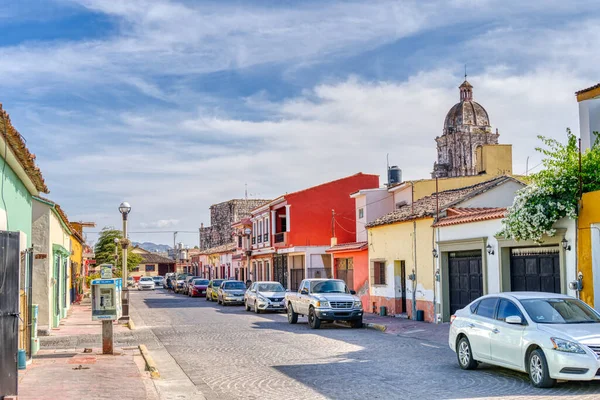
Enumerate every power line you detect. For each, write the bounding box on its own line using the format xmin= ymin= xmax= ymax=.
xmin=85 ymin=230 xmax=198 ymax=235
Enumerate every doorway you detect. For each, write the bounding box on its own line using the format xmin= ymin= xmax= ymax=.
xmin=394 ymin=261 xmax=407 ymax=313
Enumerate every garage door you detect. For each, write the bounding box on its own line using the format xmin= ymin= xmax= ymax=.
xmin=449 ymin=251 xmax=483 ymax=315
xmin=510 ymin=247 xmax=560 ymax=293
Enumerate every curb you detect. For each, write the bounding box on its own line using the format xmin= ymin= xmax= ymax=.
xmin=128 ymin=318 xmax=136 ymax=330
xmin=365 ymin=323 xmax=387 ymax=332
xmin=139 ymin=344 xmax=160 ymax=379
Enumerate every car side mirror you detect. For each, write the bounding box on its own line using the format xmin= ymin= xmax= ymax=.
xmin=349 ymin=290 xmax=356 ymax=295
xmin=300 ymin=289 xmax=308 ymax=295
xmin=505 ymin=315 xmax=523 ymax=325
xmin=285 ymin=289 xmax=291 ymax=292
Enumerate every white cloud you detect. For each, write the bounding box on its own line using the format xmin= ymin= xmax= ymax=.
xmin=139 ymin=219 xmax=180 ymax=229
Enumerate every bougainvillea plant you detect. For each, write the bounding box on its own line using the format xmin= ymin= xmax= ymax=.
xmin=500 ymin=129 xmax=600 ymax=242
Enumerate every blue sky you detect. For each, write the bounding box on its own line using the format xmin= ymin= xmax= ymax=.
xmin=1 ymin=0 xmax=599 ymax=246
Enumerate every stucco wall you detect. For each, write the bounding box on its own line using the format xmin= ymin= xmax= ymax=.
xmin=578 ymin=191 xmax=600 ymax=308
xmin=0 ymin=155 xmax=32 ymax=246
xmin=332 ymin=249 xmax=369 ymax=309
xmin=578 ymin=97 xmax=600 ymax=150
xmin=458 ymin=180 xmax=523 ymax=208
xmin=32 ymin=205 xmax=51 ymax=329
xmin=368 ymin=218 xmax=435 ymax=320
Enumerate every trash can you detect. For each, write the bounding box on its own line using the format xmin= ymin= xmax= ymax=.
xmin=18 ymin=349 xmax=27 ymax=369
xmin=379 ymin=306 xmax=387 ymax=316
xmin=416 ymin=310 xmax=424 ymax=321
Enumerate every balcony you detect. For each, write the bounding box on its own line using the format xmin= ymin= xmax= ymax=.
xmin=263 ymin=233 xmax=269 ymax=243
xmin=273 ymin=232 xmax=287 ymax=248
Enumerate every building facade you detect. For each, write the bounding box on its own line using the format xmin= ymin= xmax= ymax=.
xmin=576 ymin=83 xmax=600 ymax=151
xmin=199 ymin=198 xmax=270 ymax=250
xmin=32 ymin=197 xmax=73 ymax=332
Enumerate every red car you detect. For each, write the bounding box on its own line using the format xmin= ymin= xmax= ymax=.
xmin=188 ymin=278 xmax=210 ymax=297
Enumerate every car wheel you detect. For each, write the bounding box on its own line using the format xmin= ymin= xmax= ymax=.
xmin=350 ymin=318 xmax=363 ymax=329
xmin=254 ymin=301 xmax=261 ymax=314
xmin=308 ymin=307 xmax=321 ymax=329
xmin=528 ymin=349 xmax=555 ymax=388
xmin=287 ymin=303 xmax=298 ymax=324
xmin=457 ymin=337 xmax=478 ymax=370
xmin=245 ymin=301 xmax=250 ymax=312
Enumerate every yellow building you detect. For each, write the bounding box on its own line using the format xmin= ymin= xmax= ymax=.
xmin=577 ymin=190 xmax=600 ymax=309
xmin=68 ymin=221 xmax=84 ymax=303
xmin=131 ymin=246 xmax=175 ymax=279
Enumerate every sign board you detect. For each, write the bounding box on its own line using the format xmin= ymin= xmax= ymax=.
xmin=100 ymin=264 xmax=113 ymax=279
xmin=91 ymin=278 xmax=122 ymax=321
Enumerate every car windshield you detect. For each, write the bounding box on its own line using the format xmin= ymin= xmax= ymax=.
xmin=213 ymin=280 xmax=224 ymax=286
xmin=153 ymin=277 xmax=162 ymax=281
xmin=193 ymin=280 xmax=209 ymax=285
xmin=311 ymin=281 xmax=347 ymax=294
xmin=257 ymin=283 xmax=285 ymax=292
xmin=140 ymin=277 xmax=152 ymax=282
xmin=177 ymin=274 xmax=188 ymax=280
xmin=520 ymin=298 xmax=600 ymax=324
xmin=223 ymin=282 xmax=246 ymax=290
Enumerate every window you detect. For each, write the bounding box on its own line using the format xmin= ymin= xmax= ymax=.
xmin=373 ymin=261 xmax=386 ymax=285
xmin=475 ymin=297 xmax=498 ymax=319
xmin=145 ymin=265 xmax=155 ymax=272
xmin=496 ymin=299 xmax=524 ymax=322
xmin=358 ymin=208 xmax=364 ymax=219
xmin=258 ymin=221 xmax=263 ymax=243
xmin=252 ymin=222 xmax=256 ymax=244
xmin=238 ymin=235 xmax=243 ymax=248
xmin=132 ymin=266 xmax=139 ymax=272
xmin=265 ymin=218 xmax=269 ymax=235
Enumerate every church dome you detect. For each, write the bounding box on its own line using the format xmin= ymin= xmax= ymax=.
xmin=443 ymin=80 xmax=490 ymax=131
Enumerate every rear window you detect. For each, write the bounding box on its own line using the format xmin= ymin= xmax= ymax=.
xmin=475 ymin=298 xmax=498 ymax=319
xmin=223 ymin=282 xmax=246 ymax=290
xmin=193 ymin=280 xmax=209 ymax=285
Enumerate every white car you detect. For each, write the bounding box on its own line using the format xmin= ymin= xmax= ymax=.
xmin=244 ymin=281 xmax=287 ymax=314
xmin=138 ymin=276 xmax=156 ymax=290
xmin=449 ymin=292 xmax=600 ymax=388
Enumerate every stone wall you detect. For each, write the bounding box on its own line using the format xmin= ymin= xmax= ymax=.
xmin=199 ymin=199 xmax=269 ymax=250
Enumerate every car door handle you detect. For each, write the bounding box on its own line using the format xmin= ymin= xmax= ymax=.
xmin=468 ymin=323 xmax=475 ymax=328
xmin=492 ymin=328 xmax=500 ymax=334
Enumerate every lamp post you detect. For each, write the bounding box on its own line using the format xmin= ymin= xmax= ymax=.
xmin=244 ymin=228 xmax=252 ymax=284
xmin=119 ymin=201 xmax=131 ymax=322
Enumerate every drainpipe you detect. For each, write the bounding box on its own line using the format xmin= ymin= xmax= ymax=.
xmin=412 ymin=220 xmax=417 ymax=320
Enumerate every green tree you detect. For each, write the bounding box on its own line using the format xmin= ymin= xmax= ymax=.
xmin=500 ymin=129 xmax=600 ymax=242
xmin=94 ymin=227 xmax=142 ymax=275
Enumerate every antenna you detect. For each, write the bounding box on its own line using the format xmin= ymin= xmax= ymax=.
xmin=386 ymin=153 xmax=390 ymax=186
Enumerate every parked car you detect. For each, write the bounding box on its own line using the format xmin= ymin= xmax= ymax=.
xmin=206 ymin=279 xmax=225 ymax=301
xmin=183 ymin=275 xmax=201 ymax=294
xmin=188 ymin=279 xmax=210 ymax=297
xmin=164 ymin=273 xmax=176 ymax=289
xmin=285 ymin=279 xmax=363 ymax=329
xmin=138 ymin=276 xmax=156 ymax=290
xmin=173 ymin=273 xmax=189 ymax=293
xmin=217 ymin=280 xmax=247 ymax=305
xmin=126 ymin=276 xmax=135 ymax=288
xmin=449 ymin=292 xmax=600 ymax=388
xmin=152 ymin=276 xmax=164 ymax=287
xmin=245 ymin=281 xmax=287 ymax=314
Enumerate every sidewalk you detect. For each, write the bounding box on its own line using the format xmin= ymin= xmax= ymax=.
xmin=364 ymin=314 xmax=450 ymax=345
xmin=18 ymin=299 xmax=158 ymax=400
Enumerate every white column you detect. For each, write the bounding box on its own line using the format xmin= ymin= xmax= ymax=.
xmin=285 ymin=205 xmax=291 ymax=232
xmin=271 ymin=211 xmax=276 ymax=238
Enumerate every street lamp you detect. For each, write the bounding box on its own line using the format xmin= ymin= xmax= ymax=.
xmin=119 ymin=201 xmax=131 ymax=322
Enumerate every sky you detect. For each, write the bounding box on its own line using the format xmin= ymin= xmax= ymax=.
xmin=1 ymin=0 xmax=599 ymax=246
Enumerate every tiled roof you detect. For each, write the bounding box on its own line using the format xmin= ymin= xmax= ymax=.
xmin=139 ymin=252 xmax=175 ymax=264
xmin=367 ymin=175 xmax=519 ymax=228
xmin=575 ymin=83 xmax=600 ymax=95
xmin=0 ymin=104 xmax=49 ymax=193
xmin=433 ymin=207 xmax=506 ymax=227
xmin=201 ymin=242 xmax=236 ymax=255
xmin=326 ymin=241 xmax=368 ymax=253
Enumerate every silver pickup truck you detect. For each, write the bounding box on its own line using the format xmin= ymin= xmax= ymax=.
xmin=285 ymin=278 xmax=363 ymax=329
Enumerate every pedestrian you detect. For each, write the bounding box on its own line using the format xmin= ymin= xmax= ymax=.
xmin=246 ymin=279 xmax=252 ymax=289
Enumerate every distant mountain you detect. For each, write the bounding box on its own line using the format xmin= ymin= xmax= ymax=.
xmin=133 ymin=242 xmax=172 ymax=252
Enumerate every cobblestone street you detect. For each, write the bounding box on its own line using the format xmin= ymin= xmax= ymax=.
xmin=120 ymin=289 xmax=600 ymax=400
